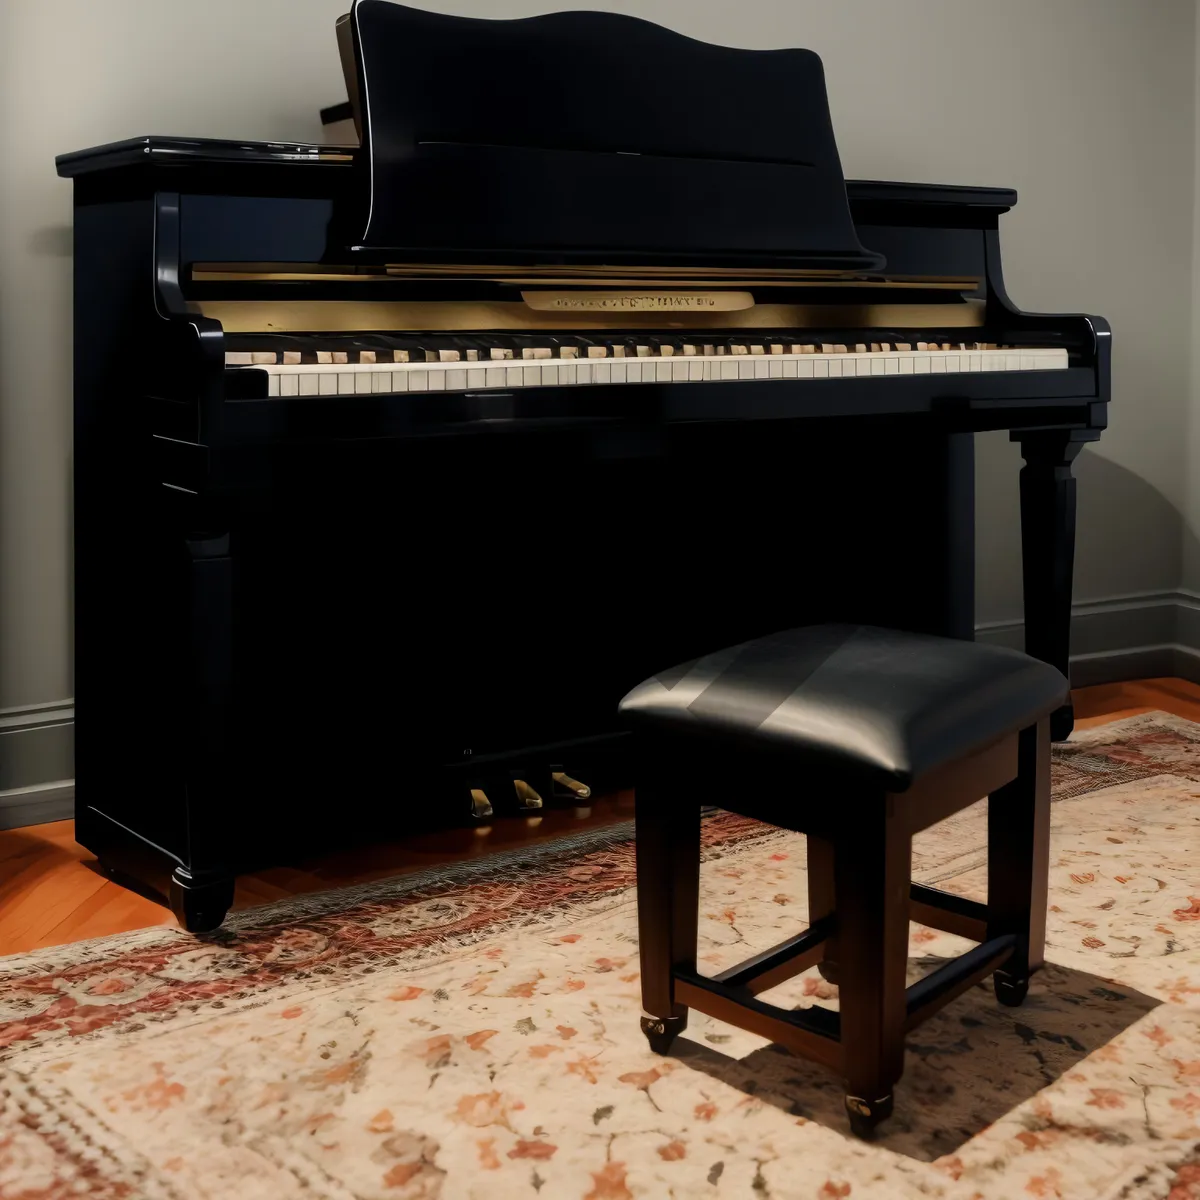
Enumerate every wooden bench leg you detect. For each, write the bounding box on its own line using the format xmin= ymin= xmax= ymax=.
xmin=636 ymin=772 xmax=701 ymax=1054
xmin=987 ymin=717 xmax=1051 ymax=1007
xmin=835 ymin=803 xmax=911 ymax=1138
xmin=807 ymin=834 xmax=839 ymax=984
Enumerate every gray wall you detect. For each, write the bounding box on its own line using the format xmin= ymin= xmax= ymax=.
xmin=1 ymin=0 xmax=1196 ymax=807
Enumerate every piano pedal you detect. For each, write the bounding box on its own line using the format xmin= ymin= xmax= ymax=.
xmin=550 ymin=767 xmax=591 ymax=801
xmin=511 ymin=777 xmax=544 ymax=811
xmin=467 ymin=785 xmax=494 ymax=822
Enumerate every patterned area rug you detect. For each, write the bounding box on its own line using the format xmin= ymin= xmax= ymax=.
xmin=2 ymin=712 xmax=1200 ymax=1199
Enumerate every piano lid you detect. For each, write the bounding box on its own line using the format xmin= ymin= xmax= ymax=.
xmin=345 ymin=0 xmax=885 ymax=273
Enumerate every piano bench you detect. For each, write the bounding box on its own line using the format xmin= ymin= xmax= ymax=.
xmin=618 ymin=624 xmax=1067 ymax=1139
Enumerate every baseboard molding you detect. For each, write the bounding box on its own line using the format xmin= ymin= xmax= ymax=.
xmin=0 ymin=701 xmax=74 ymax=792
xmin=0 ymin=780 xmax=75 ymax=831
xmin=975 ymin=589 xmax=1200 ymax=687
xmin=2 ymin=590 xmax=1199 ymax=830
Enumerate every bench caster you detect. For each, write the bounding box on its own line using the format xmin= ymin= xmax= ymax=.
xmin=845 ymin=1092 xmax=893 ymax=1140
xmin=994 ymin=971 xmax=1029 ymax=1007
xmin=641 ymin=1014 xmax=686 ymax=1055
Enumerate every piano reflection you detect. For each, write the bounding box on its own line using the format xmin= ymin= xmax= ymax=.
xmin=55 ymin=0 xmax=1108 ymax=931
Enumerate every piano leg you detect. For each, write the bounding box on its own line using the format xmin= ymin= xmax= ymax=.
xmin=169 ymin=866 xmax=236 ymax=934
xmin=1015 ymin=430 xmax=1098 ymax=742
xmin=176 ymin=531 xmax=236 ymax=932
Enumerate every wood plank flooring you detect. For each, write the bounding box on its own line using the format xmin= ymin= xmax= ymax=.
xmin=2 ymin=677 xmax=1195 ymax=958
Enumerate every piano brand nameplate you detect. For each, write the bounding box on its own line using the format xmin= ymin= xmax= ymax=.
xmin=521 ymin=290 xmax=754 ymax=313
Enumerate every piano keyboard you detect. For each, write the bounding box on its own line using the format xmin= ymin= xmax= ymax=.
xmin=227 ymin=342 xmax=1069 ymax=398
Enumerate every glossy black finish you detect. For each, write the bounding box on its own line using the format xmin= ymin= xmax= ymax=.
xmin=618 ymin=625 xmax=1067 ymax=791
xmin=56 ymin=5 xmax=1107 ymax=930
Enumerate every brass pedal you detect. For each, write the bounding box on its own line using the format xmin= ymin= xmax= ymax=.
xmin=468 ymin=787 xmax=494 ymax=821
xmin=511 ymin=778 xmax=544 ymax=810
xmin=550 ymin=768 xmax=591 ymax=801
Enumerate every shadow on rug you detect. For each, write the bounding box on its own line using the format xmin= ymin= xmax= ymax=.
xmin=676 ymin=958 xmax=1159 ymax=1160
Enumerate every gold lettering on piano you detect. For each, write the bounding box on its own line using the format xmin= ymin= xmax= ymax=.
xmin=521 ymin=290 xmax=755 ymax=313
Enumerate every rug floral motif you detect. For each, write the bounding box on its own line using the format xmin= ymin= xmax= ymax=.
xmin=1 ymin=712 xmax=1199 ymax=1199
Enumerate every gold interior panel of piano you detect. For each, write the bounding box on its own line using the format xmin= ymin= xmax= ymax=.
xmin=192 ymin=264 xmax=979 ymax=290
xmin=196 ymin=299 xmax=986 ymax=333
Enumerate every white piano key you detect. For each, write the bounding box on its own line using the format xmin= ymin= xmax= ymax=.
xmin=467 ymin=367 xmax=486 ymax=389
xmin=768 ymin=358 xmax=783 ymax=379
xmin=720 ymin=359 xmax=738 ymax=381
xmin=672 ymin=360 xmax=688 ymax=381
xmin=319 ymin=374 xmax=338 ymax=395
xmin=225 ymin=351 xmax=253 ymax=366
xmin=446 ymin=368 xmax=468 ymax=391
xmin=884 ymin=357 xmax=899 ymax=375
xmin=797 ymin=358 xmax=815 ymax=379
xmin=626 ymin=362 xmax=642 ymax=383
xmin=560 ymin=363 xmax=577 ymax=385
xmin=267 ymin=373 xmax=280 ymax=397
xmin=371 ymin=371 xmax=392 ymax=393
xmin=1021 ymin=355 xmax=1035 ymax=370
xmin=337 ymin=372 xmax=356 ymax=394
xmin=827 ymin=358 xmax=842 ymax=378
xmin=753 ymin=358 xmax=769 ymax=379
xmin=813 ymin=359 xmax=828 ymax=378
xmin=783 ymin=358 xmax=798 ymax=378
xmin=943 ymin=355 xmax=960 ymax=372
xmin=391 ymin=371 xmax=408 ymax=392
xmin=899 ymin=357 xmax=914 ymax=374
xmin=354 ymin=372 xmax=372 ymax=394
xmin=523 ymin=365 xmax=540 ymax=386
xmin=611 ymin=362 xmax=627 ymax=384
xmin=967 ymin=352 xmax=982 ymax=372
xmin=656 ymin=360 xmax=672 ymax=382
xmin=507 ymin=365 xmax=524 ymax=388
xmin=688 ymin=359 xmax=704 ymax=381
xmin=281 ymin=373 xmax=299 ymax=397
xmin=577 ymin=363 xmax=592 ymax=384
xmin=738 ymin=359 xmax=755 ymax=380
xmin=300 ymin=373 xmax=320 ymax=396
xmin=870 ymin=357 xmax=886 ymax=376
xmin=594 ymin=362 xmax=611 ymax=384
xmin=914 ymin=357 xmax=931 ymax=374
xmin=486 ymin=367 xmax=507 ymax=388
xmin=1005 ymin=354 xmax=1020 ymax=371
xmin=409 ymin=369 xmax=429 ymax=391
xmin=855 ymin=357 xmax=872 ymax=377
xmin=930 ymin=357 xmax=947 ymax=373
xmin=541 ymin=364 xmax=559 ymax=386
xmin=428 ymin=370 xmax=446 ymax=391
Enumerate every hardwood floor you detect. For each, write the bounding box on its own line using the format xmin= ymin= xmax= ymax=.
xmin=2 ymin=677 xmax=1196 ymax=958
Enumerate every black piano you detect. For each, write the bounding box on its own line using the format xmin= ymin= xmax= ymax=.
xmin=56 ymin=0 xmax=1108 ymax=932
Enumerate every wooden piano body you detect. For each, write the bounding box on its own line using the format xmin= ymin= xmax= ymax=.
xmin=55 ymin=1 xmax=1108 ymax=931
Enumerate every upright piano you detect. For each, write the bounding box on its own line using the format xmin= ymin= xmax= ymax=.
xmin=56 ymin=0 xmax=1109 ymax=931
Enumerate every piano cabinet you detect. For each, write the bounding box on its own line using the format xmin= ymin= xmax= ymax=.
xmin=57 ymin=1 xmax=1108 ymax=932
